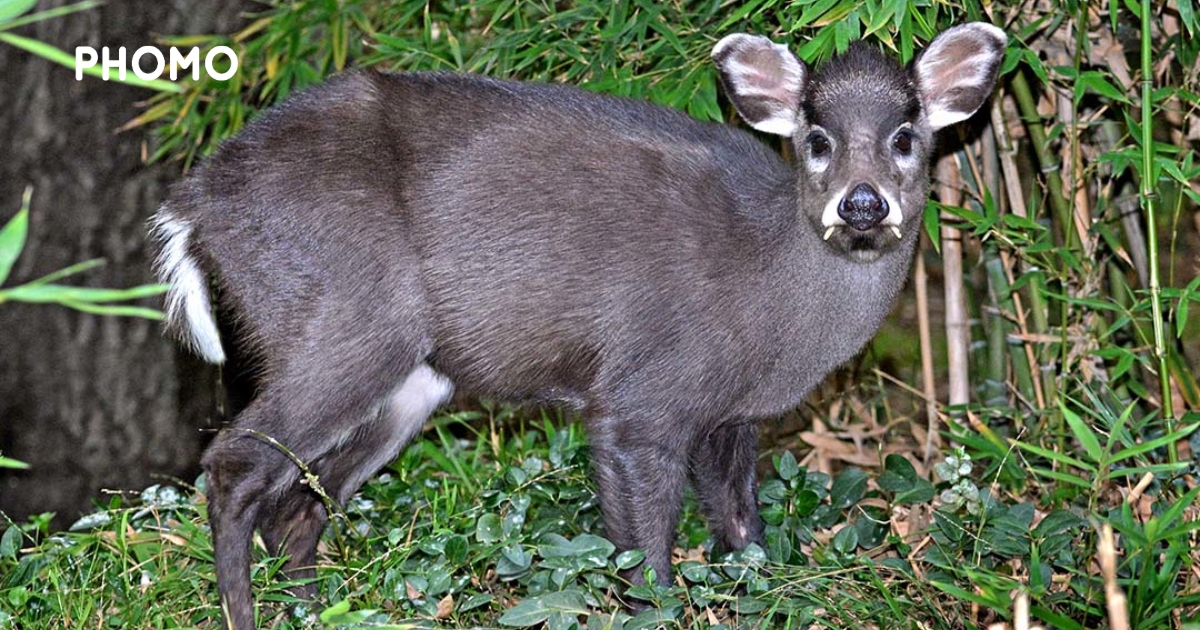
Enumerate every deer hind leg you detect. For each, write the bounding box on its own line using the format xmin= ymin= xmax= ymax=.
xmin=254 ymin=364 xmax=453 ymax=601
xmin=205 ymin=297 xmax=439 ymax=628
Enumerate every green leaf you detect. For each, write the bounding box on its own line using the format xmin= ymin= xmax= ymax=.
xmin=1111 ymin=421 xmax=1198 ymax=461
xmin=2 ymin=282 xmax=167 ymax=304
xmin=458 ymin=592 xmax=494 ymax=613
xmin=0 ymin=0 xmax=101 ymax=32
xmin=55 ymin=301 xmax=165 ymax=320
xmin=0 ymin=0 xmax=36 ymax=24
xmin=829 ymin=467 xmax=868 ymax=509
xmin=1074 ymin=70 xmax=1130 ymax=104
xmin=444 ymin=534 xmax=469 ymax=564
xmin=1060 ymin=400 xmax=1103 ymax=463
xmin=776 ymin=450 xmax=800 ymax=481
xmin=1180 ymin=0 xmax=1197 ymax=36
xmin=0 ymin=454 xmax=29 ymax=469
xmin=878 ymin=454 xmax=935 ymax=504
xmin=0 ymin=526 xmax=20 ymax=558
xmin=20 ymin=258 xmax=105 ymax=287
xmin=318 ymin=598 xmax=351 ymax=621
xmin=794 ymin=488 xmax=820 ymax=515
xmin=475 ymin=513 xmax=503 ymax=544
xmin=614 ymin=549 xmax=645 ymax=570
xmin=0 ymin=32 xmax=182 ymax=92
xmin=496 ymin=543 xmax=531 ymax=578
xmin=1033 ymin=510 xmax=1085 ymax=538
xmin=498 ymin=590 xmax=588 ymax=627
xmin=1011 ymin=439 xmax=1096 ymax=473
xmin=923 ymin=200 xmax=941 ymax=254
xmin=538 ymin=532 xmax=614 ymax=569
xmin=832 ymin=523 xmax=859 ymax=554
xmin=0 ymin=189 xmax=30 ymax=286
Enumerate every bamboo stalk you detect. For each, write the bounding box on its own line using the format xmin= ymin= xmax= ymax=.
xmin=978 ymin=121 xmax=1011 ymax=410
xmin=1139 ymin=0 xmax=1178 ymax=463
xmin=1010 ymin=71 xmax=1070 ymax=412
xmin=915 ymin=236 xmax=940 ymax=464
xmin=1097 ymin=121 xmax=1150 ymax=288
xmin=938 ymin=154 xmax=970 ymax=407
xmin=990 ymin=97 xmax=1050 ymax=410
xmin=1010 ymin=71 xmax=1074 ymax=252
xmin=1058 ymin=13 xmax=1095 ymax=258
xmin=959 ymin=126 xmax=1040 ymax=411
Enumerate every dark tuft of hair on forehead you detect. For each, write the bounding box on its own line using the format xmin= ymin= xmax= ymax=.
xmin=803 ymin=41 xmax=919 ymax=127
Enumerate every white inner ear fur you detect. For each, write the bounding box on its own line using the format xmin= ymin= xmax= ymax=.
xmin=915 ymin=23 xmax=1007 ymax=131
xmin=713 ymin=35 xmax=804 ymax=137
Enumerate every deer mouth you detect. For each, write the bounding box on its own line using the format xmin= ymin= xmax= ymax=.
xmin=820 ymin=220 xmax=907 ymax=263
xmin=823 ymin=223 xmax=903 ymax=242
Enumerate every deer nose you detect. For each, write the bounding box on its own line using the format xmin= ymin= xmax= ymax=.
xmin=838 ymin=183 xmax=889 ymax=231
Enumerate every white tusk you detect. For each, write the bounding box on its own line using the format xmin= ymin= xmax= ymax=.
xmin=889 ymin=226 xmax=902 ymax=240
xmin=823 ymin=226 xmax=837 ymax=241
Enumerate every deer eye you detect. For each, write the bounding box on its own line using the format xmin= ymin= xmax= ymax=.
xmin=892 ymin=129 xmax=915 ymax=155
xmin=806 ymin=131 xmax=831 ymax=158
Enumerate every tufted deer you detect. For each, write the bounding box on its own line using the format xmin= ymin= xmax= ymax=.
xmin=151 ymin=23 xmax=1005 ymax=628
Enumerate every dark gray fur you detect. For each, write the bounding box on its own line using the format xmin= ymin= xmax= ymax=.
xmin=153 ymin=24 xmax=1004 ymax=629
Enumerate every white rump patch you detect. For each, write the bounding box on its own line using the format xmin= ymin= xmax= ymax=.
xmin=150 ymin=210 xmax=226 ymax=364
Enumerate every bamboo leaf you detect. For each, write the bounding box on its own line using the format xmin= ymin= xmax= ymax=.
xmin=0 ymin=0 xmax=36 ymax=23
xmin=57 ymin=300 xmax=166 ymax=320
xmin=0 ymin=0 xmax=100 ymax=32
xmin=0 ymin=188 xmax=31 ymax=287
xmin=0 ymin=32 xmax=182 ymax=92
xmin=22 ymin=259 xmax=105 ymax=287
xmin=1011 ymin=439 xmax=1096 ymax=473
xmin=1179 ymin=0 xmax=1197 ymax=37
xmin=1060 ymin=401 xmax=1103 ymax=463
xmin=1110 ymin=422 xmax=1198 ymax=461
xmin=3 ymin=283 xmax=167 ymax=304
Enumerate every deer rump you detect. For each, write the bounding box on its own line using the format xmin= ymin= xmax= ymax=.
xmin=152 ymin=23 xmax=1005 ymax=629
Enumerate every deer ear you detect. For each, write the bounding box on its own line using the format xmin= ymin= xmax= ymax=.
xmin=913 ymin=23 xmax=1007 ymax=131
xmin=712 ymin=34 xmax=805 ymax=137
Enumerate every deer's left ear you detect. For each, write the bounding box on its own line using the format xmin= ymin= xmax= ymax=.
xmin=913 ymin=23 xmax=1007 ymax=131
xmin=712 ymin=34 xmax=806 ymax=137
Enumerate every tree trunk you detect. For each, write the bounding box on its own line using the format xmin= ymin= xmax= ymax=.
xmin=0 ymin=0 xmax=244 ymax=527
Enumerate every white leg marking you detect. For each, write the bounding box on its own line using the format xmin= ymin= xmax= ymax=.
xmin=149 ymin=210 xmax=225 ymax=363
xmin=342 ymin=364 xmax=455 ymax=496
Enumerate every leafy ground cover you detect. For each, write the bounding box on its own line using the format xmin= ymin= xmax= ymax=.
xmin=2 ymin=399 xmax=1197 ymax=629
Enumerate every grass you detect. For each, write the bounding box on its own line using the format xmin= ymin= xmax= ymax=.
xmin=2 ymin=393 xmax=1197 ymax=629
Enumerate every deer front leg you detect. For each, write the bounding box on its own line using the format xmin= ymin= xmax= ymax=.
xmin=587 ymin=415 xmax=689 ymax=591
xmin=688 ymin=421 xmax=764 ymax=555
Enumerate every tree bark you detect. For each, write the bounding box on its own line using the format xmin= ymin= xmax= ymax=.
xmin=0 ymin=0 xmax=244 ymax=526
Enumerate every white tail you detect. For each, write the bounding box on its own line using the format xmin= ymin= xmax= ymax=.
xmin=150 ymin=210 xmax=226 ymax=364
